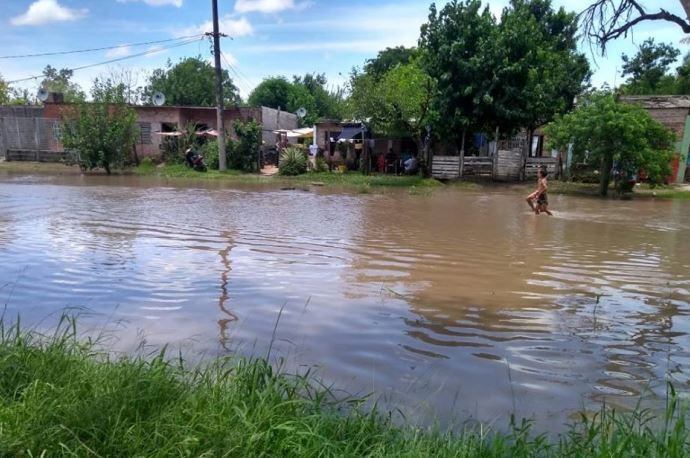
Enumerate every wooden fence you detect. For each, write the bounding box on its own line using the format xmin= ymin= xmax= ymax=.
xmin=525 ymin=157 xmax=558 ymax=180
xmin=5 ymin=149 xmax=76 ymax=163
xmin=431 ymin=156 xmax=461 ymax=179
xmin=462 ymin=156 xmax=494 ymax=177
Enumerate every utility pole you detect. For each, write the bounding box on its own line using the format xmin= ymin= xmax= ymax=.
xmin=211 ymin=0 xmax=227 ymax=171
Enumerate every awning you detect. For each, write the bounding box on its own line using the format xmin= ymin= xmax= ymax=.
xmin=337 ymin=127 xmax=363 ymax=141
xmin=197 ymin=129 xmax=218 ymax=137
xmin=274 ymin=127 xmax=314 ymax=139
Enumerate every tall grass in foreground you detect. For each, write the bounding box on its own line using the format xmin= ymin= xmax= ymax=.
xmin=0 ymin=317 xmax=688 ymax=457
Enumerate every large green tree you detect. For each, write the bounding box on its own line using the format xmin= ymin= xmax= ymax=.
xmin=545 ymin=92 xmax=675 ymax=196
xmin=61 ymin=78 xmax=138 ymax=175
xmin=292 ymin=73 xmax=345 ymax=124
xmin=249 ymin=75 xmax=344 ymax=126
xmin=349 ymin=60 xmax=435 ymax=159
xmin=144 ymin=56 xmax=239 ymax=106
xmin=247 ymin=77 xmax=293 ymax=111
xmin=620 ymin=39 xmax=680 ymax=95
xmin=420 ymin=0 xmax=496 ymax=150
xmin=491 ymin=0 xmax=590 ymax=133
xmin=364 ymin=46 xmax=419 ymax=79
xmin=40 ymin=65 xmax=85 ymax=102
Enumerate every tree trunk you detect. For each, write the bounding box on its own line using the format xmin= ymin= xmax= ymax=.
xmin=132 ymin=144 xmax=140 ymax=167
xmin=598 ymin=154 xmax=613 ymax=197
xmin=104 ymin=163 xmax=111 ymax=175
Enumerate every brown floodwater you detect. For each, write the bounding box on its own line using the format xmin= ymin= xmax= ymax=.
xmin=1 ymin=173 xmax=689 ymax=431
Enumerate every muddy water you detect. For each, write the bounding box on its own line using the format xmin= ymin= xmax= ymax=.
xmin=1 ymin=174 xmax=689 ymax=431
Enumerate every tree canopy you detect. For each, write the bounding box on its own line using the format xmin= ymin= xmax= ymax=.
xmin=419 ymin=0 xmax=589 ymax=146
xmin=619 ymin=39 xmax=685 ymax=95
xmin=144 ymin=56 xmax=240 ymax=107
xmin=364 ymin=46 xmax=419 ymax=79
xmin=545 ymin=92 xmax=675 ymax=196
xmin=248 ymin=74 xmax=344 ymax=125
xmin=61 ymin=78 xmax=138 ymax=175
xmin=40 ymin=65 xmax=85 ymax=102
xmin=420 ymin=0 xmax=496 ymax=146
xmin=0 ymin=74 xmax=9 ymax=105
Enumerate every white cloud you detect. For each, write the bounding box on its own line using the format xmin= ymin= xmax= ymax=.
xmin=116 ymin=0 xmax=183 ymax=7
xmin=10 ymin=0 xmax=88 ymax=26
xmin=179 ymin=16 xmax=253 ymax=38
xmin=105 ymin=45 xmax=133 ymax=58
xmin=234 ymin=0 xmax=298 ymax=14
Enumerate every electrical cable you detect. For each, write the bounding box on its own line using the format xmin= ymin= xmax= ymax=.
xmin=0 ymin=34 xmax=204 ymax=59
xmin=7 ymin=37 xmax=203 ymax=84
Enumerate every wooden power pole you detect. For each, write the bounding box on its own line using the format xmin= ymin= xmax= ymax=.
xmin=211 ymin=0 xmax=227 ymax=171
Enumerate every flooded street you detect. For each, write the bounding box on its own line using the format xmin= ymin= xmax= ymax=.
xmin=1 ymin=174 xmax=689 ymax=431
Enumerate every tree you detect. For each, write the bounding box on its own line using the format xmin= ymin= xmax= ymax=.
xmin=490 ymin=0 xmax=590 ymax=133
xmin=61 ymin=78 xmax=138 ymax=175
xmin=420 ymin=0 xmax=496 ymax=150
xmin=545 ymin=92 xmax=675 ymax=196
xmin=144 ymin=56 xmax=239 ymax=106
xmin=675 ymin=53 xmax=690 ymax=93
xmin=0 ymin=74 xmax=10 ymax=105
xmin=620 ymin=39 xmax=680 ymax=94
xmin=39 ymin=65 xmax=85 ymax=102
xmin=249 ymin=75 xmax=344 ymax=126
xmin=292 ymin=73 xmax=345 ymax=124
xmin=581 ymin=1 xmax=690 ymax=52
xmin=247 ymin=76 xmax=293 ymax=110
xmin=364 ymin=46 xmax=419 ymax=79
xmin=349 ymin=60 xmax=435 ymax=164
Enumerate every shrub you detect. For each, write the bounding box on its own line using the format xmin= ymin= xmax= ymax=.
xmin=313 ymin=157 xmax=329 ymax=173
xmin=230 ymin=120 xmax=261 ymax=172
xmin=279 ymin=147 xmax=308 ymax=176
xmin=201 ymin=139 xmax=221 ymax=170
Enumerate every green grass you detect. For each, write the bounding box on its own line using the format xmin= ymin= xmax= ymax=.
xmin=136 ymin=164 xmax=442 ymax=189
xmin=0 ymin=317 xmax=688 ymax=457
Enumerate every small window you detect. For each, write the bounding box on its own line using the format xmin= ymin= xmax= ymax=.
xmin=52 ymin=121 xmax=61 ymax=140
xmin=138 ymin=122 xmax=152 ymax=144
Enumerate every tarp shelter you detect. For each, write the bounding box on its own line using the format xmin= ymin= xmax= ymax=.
xmin=337 ymin=126 xmax=363 ymax=141
xmin=274 ymin=127 xmax=313 ymax=139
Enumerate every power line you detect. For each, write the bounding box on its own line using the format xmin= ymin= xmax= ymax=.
xmin=7 ymin=37 xmax=203 ymax=84
xmin=0 ymin=34 xmax=203 ymax=60
xmin=221 ymin=52 xmax=252 ymax=97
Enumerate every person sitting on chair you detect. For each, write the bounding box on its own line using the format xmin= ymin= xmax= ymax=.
xmin=403 ymin=153 xmax=419 ymax=175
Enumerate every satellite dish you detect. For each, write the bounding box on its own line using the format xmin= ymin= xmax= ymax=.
xmin=37 ymin=88 xmax=49 ymax=102
xmin=296 ymin=107 xmax=307 ymax=119
xmin=152 ymin=91 xmax=166 ymax=106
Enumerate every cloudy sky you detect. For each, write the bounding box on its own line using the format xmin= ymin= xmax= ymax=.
xmin=0 ymin=0 xmax=686 ymax=100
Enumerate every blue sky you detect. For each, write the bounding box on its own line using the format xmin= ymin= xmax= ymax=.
xmin=0 ymin=0 xmax=686 ymax=100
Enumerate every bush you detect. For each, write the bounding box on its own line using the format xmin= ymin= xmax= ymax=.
xmin=201 ymin=139 xmax=221 ymax=170
xmin=279 ymin=147 xmax=308 ymax=175
xmin=230 ymin=120 xmax=261 ymax=172
xmin=312 ymin=157 xmax=329 ymax=173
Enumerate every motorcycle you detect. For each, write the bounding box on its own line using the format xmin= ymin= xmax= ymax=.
xmin=185 ymin=148 xmax=207 ymax=172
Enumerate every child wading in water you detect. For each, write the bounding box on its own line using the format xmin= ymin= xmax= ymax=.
xmin=526 ymin=169 xmax=552 ymax=215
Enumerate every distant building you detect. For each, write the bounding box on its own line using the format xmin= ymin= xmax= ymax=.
xmin=0 ymin=96 xmax=298 ymax=161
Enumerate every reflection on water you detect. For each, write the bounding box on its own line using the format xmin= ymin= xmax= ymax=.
xmin=1 ymin=174 xmax=689 ymax=431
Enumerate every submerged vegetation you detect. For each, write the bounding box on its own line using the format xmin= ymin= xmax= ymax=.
xmin=0 ymin=317 xmax=688 ymax=456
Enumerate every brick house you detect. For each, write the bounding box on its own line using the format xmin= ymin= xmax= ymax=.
xmin=1 ymin=98 xmax=297 ymax=161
